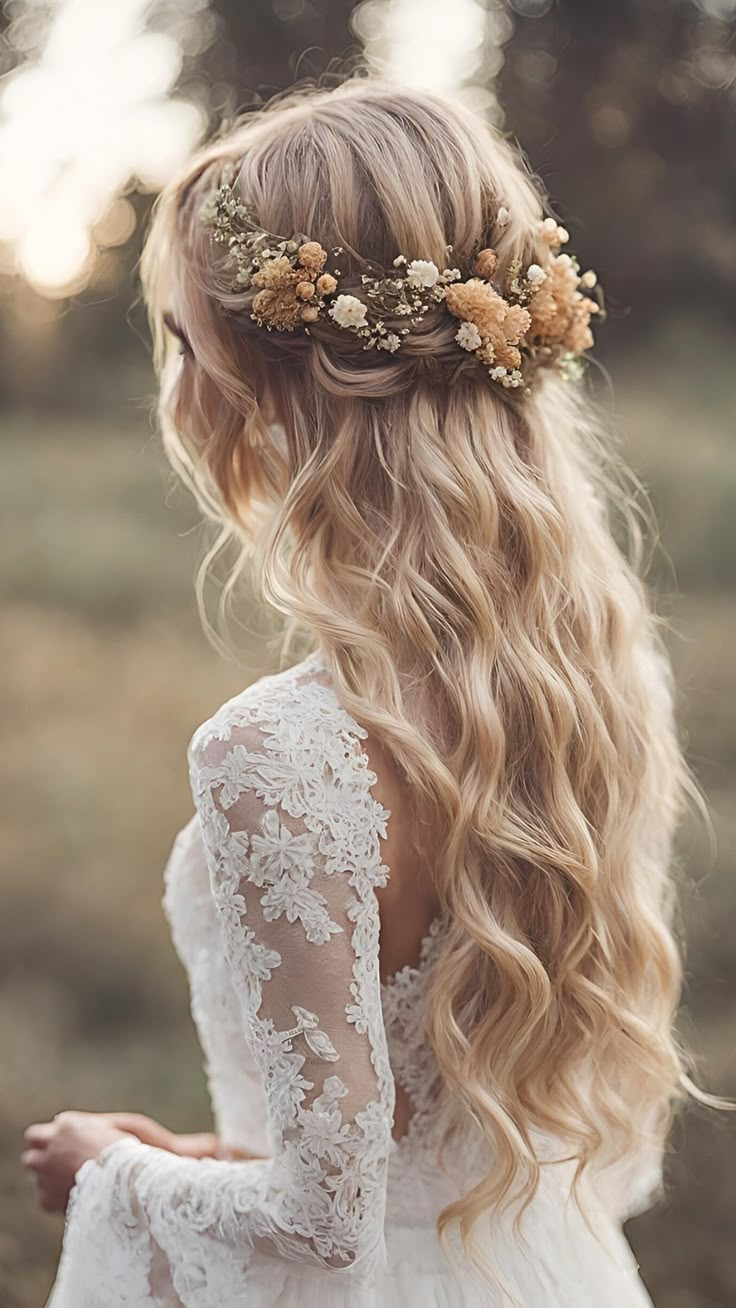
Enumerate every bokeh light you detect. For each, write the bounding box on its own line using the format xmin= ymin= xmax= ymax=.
xmin=0 ymin=0 xmax=211 ymax=297
xmin=352 ymin=0 xmax=511 ymax=118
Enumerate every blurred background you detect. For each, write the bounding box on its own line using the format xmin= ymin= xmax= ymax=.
xmin=0 ymin=1 xmax=734 ymax=1304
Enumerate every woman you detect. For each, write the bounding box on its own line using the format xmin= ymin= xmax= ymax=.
xmin=24 ymin=79 xmax=710 ymax=1307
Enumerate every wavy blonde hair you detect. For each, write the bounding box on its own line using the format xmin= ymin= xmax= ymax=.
xmin=141 ymin=78 xmax=719 ymax=1272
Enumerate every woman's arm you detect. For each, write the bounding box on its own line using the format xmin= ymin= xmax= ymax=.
xmin=43 ymin=696 xmax=394 ymax=1307
xmin=21 ymin=1112 xmax=265 ymax=1214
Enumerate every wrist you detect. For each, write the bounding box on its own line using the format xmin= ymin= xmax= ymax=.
xmin=172 ymin=1131 xmax=219 ymax=1159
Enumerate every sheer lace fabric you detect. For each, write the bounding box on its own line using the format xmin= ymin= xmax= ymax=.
xmin=46 ymin=651 xmax=658 ymax=1307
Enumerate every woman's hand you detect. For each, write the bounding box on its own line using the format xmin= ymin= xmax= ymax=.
xmin=22 ymin=1109 xmax=260 ymax=1214
xmin=21 ymin=1110 xmax=130 ymax=1214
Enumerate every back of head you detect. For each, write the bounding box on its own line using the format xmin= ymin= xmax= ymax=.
xmin=142 ymin=78 xmax=697 ymax=1271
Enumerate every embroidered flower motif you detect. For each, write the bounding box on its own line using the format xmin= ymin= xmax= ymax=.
xmin=246 ymin=807 xmax=342 ymax=944
xmin=249 ymin=808 xmax=316 ymax=883
xmin=329 ymin=294 xmax=369 ymax=329
xmin=215 ymin=744 xmax=257 ymax=808
xmin=175 ymin=664 xmax=410 ymax=1274
xmin=406 ymin=259 xmax=440 ymax=289
xmin=299 ymin=1102 xmax=354 ymax=1166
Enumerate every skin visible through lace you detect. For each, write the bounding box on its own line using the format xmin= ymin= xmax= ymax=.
xmin=306 ymin=664 xmax=444 ymax=1142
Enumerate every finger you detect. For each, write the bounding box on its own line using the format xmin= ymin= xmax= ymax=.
xmin=21 ymin=1148 xmax=46 ymax=1170
xmin=24 ymin=1123 xmax=54 ymax=1146
xmin=107 ymin=1112 xmax=145 ymax=1132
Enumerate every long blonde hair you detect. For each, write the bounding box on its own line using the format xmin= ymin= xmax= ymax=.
xmin=141 ymin=78 xmax=716 ymax=1265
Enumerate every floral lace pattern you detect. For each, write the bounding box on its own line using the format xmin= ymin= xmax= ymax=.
xmin=45 ymin=650 xmax=661 ymax=1308
xmin=185 ymin=651 xmax=396 ymax=1272
xmin=46 ymin=651 xmax=398 ymax=1306
xmin=381 ymin=917 xmax=447 ymax=1158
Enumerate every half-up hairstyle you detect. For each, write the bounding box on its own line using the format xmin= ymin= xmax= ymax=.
xmin=141 ymin=77 xmax=715 ymax=1277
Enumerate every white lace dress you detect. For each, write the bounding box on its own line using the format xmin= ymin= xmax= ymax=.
xmin=46 ymin=650 xmax=660 ymax=1308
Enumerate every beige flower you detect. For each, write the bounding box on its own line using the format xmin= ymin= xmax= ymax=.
xmin=251 ymin=256 xmax=296 ymax=290
xmin=539 ymin=218 xmax=570 ymax=250
xmin=473 ymin=248 xmax=498 ymax=281
xmin=300 ymin=305 xmax=320 ymax=323
xmin=252 ymin=286 xmax=302 ymax=331
xmin=297 ymin=241 xmax=327 ymax=276
xmin=317 ymin=273 xmax=337 ymax=294
xmin=296 ymin=281 xmax=315 ymax=300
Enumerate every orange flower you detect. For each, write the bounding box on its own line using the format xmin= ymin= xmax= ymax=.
xmin=526 ymin=257 xmax=596 ymax=355
xmin=446 ymin=279 xmax=531 ymax=369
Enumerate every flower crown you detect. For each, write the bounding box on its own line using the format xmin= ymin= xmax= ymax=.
xmin=200 ymin=176 xmax=603 ymax=394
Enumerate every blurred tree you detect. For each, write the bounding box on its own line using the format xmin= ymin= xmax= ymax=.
xmin=500 ymin=0 xmax=736 ymax=343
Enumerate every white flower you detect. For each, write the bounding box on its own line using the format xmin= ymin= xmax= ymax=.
xmin=406 ymin=259 xmax=440 ymax=288
xmin=497 ymin=206 xmax=510 ymax=227
xmin=490 ymin=365 xmax=508 ymax=380
xmin=542 ymin=217 xmax=558 ymax=234
xmin=377 ymin=333 xmax=401 ymax=353
xmin=580 ymin=270 xmax=597 ymax=288
xmin=526 ymin=263 xmax=547 ymax=284
xmin=455 ymin=321 xmax=482 ymax=352
xmin=329 ymin=294 xmax=368 ymax=329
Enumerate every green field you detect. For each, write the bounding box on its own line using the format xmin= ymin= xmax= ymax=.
xmin=1 ymin=325 xmax=734 ymax=1307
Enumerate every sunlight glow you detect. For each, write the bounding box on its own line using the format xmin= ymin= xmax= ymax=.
xmin=352 ymin=0 xmax=513 ymax=115
xmin=0 ymin=0 xmax=210 ymax=296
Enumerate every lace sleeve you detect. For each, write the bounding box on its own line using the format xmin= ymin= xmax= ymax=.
xmin=162 ymin=813 xmax=270 ymax=1159
xmin=45 ymin=679 xmax=395 ymax=1308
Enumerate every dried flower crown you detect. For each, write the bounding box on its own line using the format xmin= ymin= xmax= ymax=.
xmin=200 ymin=177 xmax=603 ymax=394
